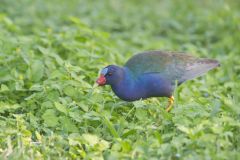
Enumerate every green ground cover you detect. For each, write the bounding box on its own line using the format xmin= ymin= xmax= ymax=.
xmin=0 ymin=0 xmax=239 ymax=159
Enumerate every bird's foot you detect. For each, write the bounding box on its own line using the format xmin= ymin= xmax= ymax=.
xmin=166 ymin=96 xmax=174 ymax=112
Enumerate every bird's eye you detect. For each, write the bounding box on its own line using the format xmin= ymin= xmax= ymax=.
xmin=107 ymin=72 xmax=112 ymax=76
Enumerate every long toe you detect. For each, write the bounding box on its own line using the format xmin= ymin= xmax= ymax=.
xmin=165 ymin=96 xmax=174 ymax=112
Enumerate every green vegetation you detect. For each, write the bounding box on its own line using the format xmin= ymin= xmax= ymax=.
xmin=0 ymin=0 xmax=239 ymax=159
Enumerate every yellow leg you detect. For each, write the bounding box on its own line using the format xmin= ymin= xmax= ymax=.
xmin=166 ymin=96 xmax=174 ymax=112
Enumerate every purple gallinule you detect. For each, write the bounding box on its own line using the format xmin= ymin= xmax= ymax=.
xmin=96 ymin=51 xmax=219 ymax=112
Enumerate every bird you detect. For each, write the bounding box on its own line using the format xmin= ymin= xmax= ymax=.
xmin=96 ymin=51 xmax=220 ymax=112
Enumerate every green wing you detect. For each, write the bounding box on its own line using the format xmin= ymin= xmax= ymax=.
xmin=124 ymin=51 xmax=219 ymax=83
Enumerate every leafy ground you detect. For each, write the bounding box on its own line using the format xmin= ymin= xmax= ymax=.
xmin=0 ymin=0 xmax=240 ymax=159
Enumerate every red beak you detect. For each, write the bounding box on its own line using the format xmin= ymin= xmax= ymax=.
xmin=96 ymin=74 xmax=106 ymax=86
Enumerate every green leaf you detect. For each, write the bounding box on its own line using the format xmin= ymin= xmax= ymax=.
xmin=102 ymin=116 xmax=119 ymax=138
xmin=82 ymin=134 xmax=99 ymax=146
xmin=135 ymin=109 xmax=147 ymax=120
xmin=0 ymin=84 xmax=9 ymax=91
xmin=63 ymin=85 xmax=77 ymax=98
xmin=121 ymin=141 xmax=132 ymax=153
xmin=82 ymin=133 xmax=109 ymax=151
xmin=122 ymin=129 xmax=136 ymax=138
xmin=69 ymin=111 xmax=82 ymax=122
xmin=59 ymin=116 xmax=78 ymax=133
xmin=54 ymin=102 xmax=68 ymax=115
xmin=0 ymin=102 xmax=21 ymax=113
xmin=42 ymin=109 xmax=59 ymax=127
xmin=30 ymin=60 xmax=44 ymax=82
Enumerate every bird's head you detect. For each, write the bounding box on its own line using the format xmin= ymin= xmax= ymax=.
xmin=96 ymin=65 xmax=124 ymax=86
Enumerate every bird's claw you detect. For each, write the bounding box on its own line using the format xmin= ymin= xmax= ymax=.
xmin=166 ymin=96 xmax=174 ymax=112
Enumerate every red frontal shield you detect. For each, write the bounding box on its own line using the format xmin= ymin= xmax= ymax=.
xmin=96 ymin=74 xmax=106 ymax=86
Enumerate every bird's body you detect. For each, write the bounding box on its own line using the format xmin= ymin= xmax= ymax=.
xmin=111 ymin=68 xmax=173 ymax=101
xmin=96 ymin=51 xmax=219 ymax=111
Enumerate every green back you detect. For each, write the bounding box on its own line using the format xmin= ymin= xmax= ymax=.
xmin=124 ymin=51 xmax=219 ymax=83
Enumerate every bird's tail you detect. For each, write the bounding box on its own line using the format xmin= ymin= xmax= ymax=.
xmin=179 ymin=58 xmax=220 ymax=83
